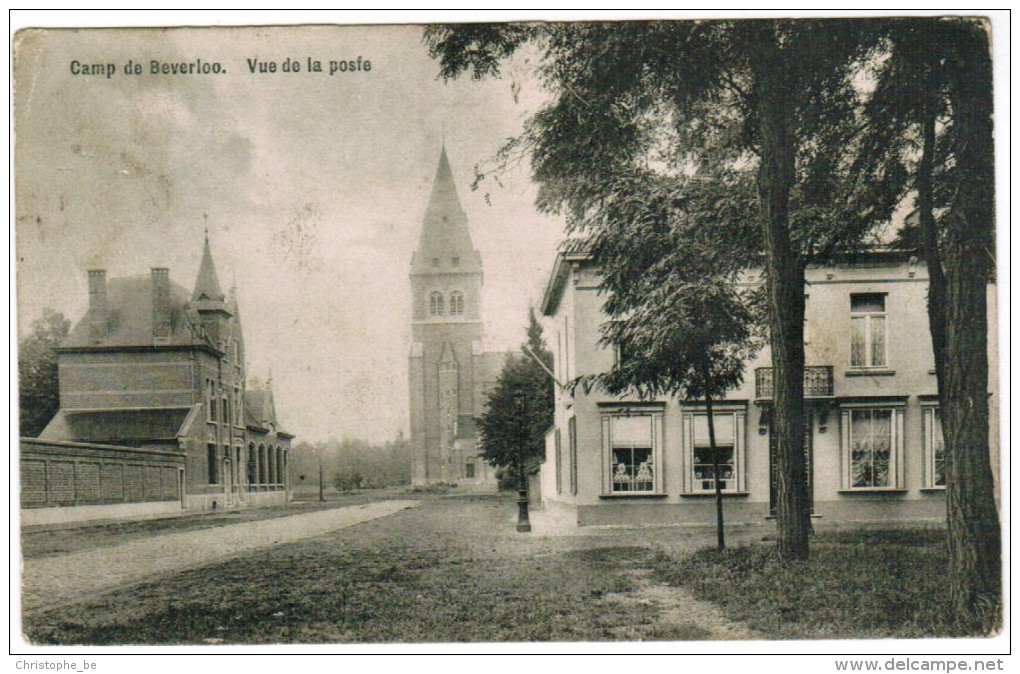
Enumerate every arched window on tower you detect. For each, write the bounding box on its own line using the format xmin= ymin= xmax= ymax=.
xmin=449 ymin=291 xmax=464 ymax=316
xmin=429 ymin=291 xmax=445 ymax=316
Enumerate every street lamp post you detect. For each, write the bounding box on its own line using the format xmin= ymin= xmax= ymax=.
xmin=516 ymin=468 xmax=532 ymax=532
xmin=515 ymin=390 xmax=532 ymax=533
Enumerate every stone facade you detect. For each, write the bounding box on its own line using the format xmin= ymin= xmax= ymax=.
xmin=539 ymin=248 xmax=999 ymax=526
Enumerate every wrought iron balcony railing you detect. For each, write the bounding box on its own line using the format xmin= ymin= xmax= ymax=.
xmin=755 ymin=366 xmax=834 ymax=401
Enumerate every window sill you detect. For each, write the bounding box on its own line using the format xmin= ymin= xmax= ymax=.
xmin=598 ymin=492 xmax=668 ymax=499
xmin=845 ymin=369 xmax=896 ymax=377
xmin=919 ymin=487 xmax=947 ymax=493
xmin=837 ymin=488 xmax=907 ymax=494
xmin=680 ymin=491 xmax=750 ymax=498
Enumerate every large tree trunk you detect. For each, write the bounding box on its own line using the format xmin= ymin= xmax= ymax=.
xmin=938 ymin=21 xmax=1000 ymax=628
xmin=705 ymin=390 xmax=725 ymax=550
xmin=916 ymin=57 xmax=947 ymax=395
xmin=750 ymin=28 xmax=811 ymax=561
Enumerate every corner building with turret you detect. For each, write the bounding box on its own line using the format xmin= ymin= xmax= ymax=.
xmin=20 ymin=235 xmax=293 ymax=526
xmin=409 ymin=149 xmax=504 ymax=487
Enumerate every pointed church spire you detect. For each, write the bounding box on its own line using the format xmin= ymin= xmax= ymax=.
xmin=412 ymin=146 xmax=482 ymax=274
xmin=193 ymin=230 xmax=225 ymax=302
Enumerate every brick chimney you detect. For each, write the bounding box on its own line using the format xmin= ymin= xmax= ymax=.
xmin=87 ymin=269 xmax=107 ymax=343
xmin=151 ymin=267 xmax=171 ymax=341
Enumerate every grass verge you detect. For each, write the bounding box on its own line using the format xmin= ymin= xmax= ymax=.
xmin=652 ymin=527 xmax=999 ymax=639
xmin=23 ymin=498 xmax=703 ymax=644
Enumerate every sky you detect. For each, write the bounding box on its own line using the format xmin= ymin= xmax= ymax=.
xmin=14 ymin=24 xmax=565 ymax=443
xmin=13 ymin=13 xmax=1011 ymax=445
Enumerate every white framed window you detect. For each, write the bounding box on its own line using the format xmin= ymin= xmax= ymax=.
xmin=600 ymin=406 xmax=664 ymax=495
xmin=922 ymin=406 xmax=946 ymax=488
xmin=850 ymin=293 xmax=887 ymax=368
xmin=428 ymin=291 xmax=445 ymax=316
xmin=682 ymin=406 xmax=747 ymax=494
xmin=840 ymin=404 xmax=905 ymax=490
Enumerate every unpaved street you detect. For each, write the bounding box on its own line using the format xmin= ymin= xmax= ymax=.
xmin=22 ymin=494 xmax=761 ymax=644
xmin=21 ymin=500 xmax=418 ymax=612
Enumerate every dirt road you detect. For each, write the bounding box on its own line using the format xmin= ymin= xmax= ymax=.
xmin=21 ymin=500 xmax=419 ymax=613
xmin=21 ymin=494 xmax=761 ymax=644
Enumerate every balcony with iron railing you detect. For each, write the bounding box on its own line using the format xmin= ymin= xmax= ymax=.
xmin=755 ymin=366 xmax=834 ymax=401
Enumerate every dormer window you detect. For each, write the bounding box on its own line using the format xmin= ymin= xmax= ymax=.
xmin=429 ymin=291 xmax=445 ymax=316
xmin=449 ymin=291 xmax=465 ymax=316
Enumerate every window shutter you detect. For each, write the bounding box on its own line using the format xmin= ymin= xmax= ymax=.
xmin=653 ymin=413 xmax=664 ymax=493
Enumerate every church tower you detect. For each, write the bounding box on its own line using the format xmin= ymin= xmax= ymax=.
xmin=409 ymin=147 xmax=486 ymax=485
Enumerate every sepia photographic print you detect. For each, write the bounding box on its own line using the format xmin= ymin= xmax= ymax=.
xmin=11 ymin=11 xmax=1009 ymax=663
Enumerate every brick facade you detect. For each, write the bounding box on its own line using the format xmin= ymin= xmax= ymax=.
xmin=409 ymin=148 xmax=502 ymax=487
xmin=21 ymin=439 xmax=185 ymax=513
xmin=29 ymin=236 xmax=294 ymax=521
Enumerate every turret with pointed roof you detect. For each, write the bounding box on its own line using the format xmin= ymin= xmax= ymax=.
xmin=190 ymin=233 xmax=232 ymax=350
xmin=193 ymin=234 xmax=225 ymax=302
xmin=38 ymin=229 xmax=295 ymax=513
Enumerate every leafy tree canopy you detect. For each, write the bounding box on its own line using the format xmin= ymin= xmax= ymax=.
xmin=477 ymin=310 xmax=554 ymax=473
xmin=426 ymin=19 xmax=903 ymax=260
xmin=19 ymin=308 xmax=70 ymax=437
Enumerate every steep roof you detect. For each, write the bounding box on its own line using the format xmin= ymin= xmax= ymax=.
xmin=192 ymin=235 xmax=225 ymax=302
xmin=63 ymin=276 xmax=202 ymax=349
xmin=244 ymin=389 xmax=272 ymax=428
xmin=245 ymin=387 xmax=290 ymax=436
xmin=411 ymin=147 xmax=483 ymax=274
xmin=63 ymin=237 xmax=234 ymax=350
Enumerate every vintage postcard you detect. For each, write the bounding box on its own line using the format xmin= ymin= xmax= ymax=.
xmin=12 ymin=13 xmax=1008 ymax=661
